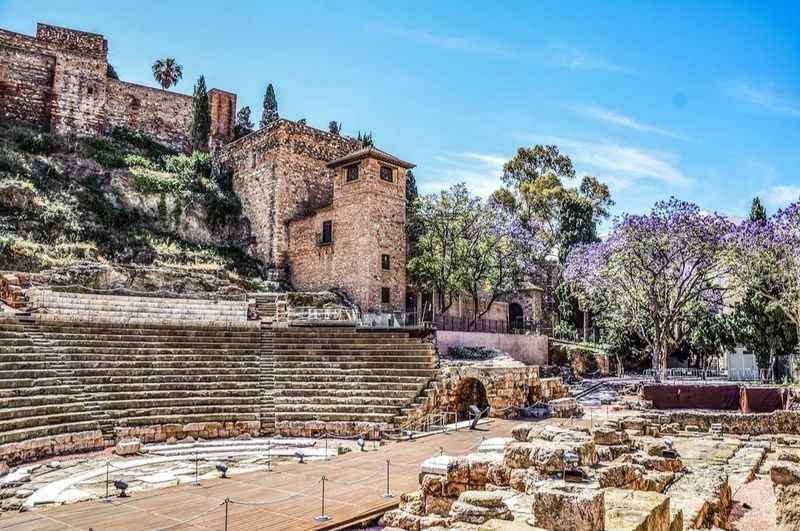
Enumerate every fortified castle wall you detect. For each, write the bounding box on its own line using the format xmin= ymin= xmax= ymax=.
xmin=0 ymin=23 xmax=235 ymax=151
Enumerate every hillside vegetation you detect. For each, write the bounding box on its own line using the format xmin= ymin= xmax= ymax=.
xmin=0 ymin=121 xmax=269 ymax=292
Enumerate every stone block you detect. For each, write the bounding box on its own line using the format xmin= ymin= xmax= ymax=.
xmin=772 ymin=462 xmax=800 ymax=486
xmin=593 ymin=428 xmax=629 ymax=446
xmin=512 ymin=425 xmax=532 ymax=442
xmin=400 ymin=490 xmax=426 ymax=516
xmin=532 ymin=483 xmax=604 ymax=531
xmin=114 ymin=438 xmax=141 ymax=456
xmin=604 ymin=487 xmax=670 ymax=531
xmin=380 ymin=508 xmax=422 ymax=530
xmin=450 ymin=490 xmax=512 ymax=525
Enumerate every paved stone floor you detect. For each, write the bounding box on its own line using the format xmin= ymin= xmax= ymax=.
xmin=0 ymin=421 xmax=515 ymax=531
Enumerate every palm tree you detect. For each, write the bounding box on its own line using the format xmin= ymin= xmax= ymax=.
xmin=151 ymin=58 xmax=183 ymax=90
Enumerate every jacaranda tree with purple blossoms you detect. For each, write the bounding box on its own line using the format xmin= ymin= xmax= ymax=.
xmin=728 ymin=202 xmax=800 ymax=367
xmin=565 ymin=198 xmax=732 ymax=379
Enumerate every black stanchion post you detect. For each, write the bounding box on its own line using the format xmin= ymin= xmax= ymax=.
xmin=224 ymin=498 xmax=229 ymax=531
xmin=267 ymin=442 xmax=272 ymax=472
xmin=193 ymin=448 xmax=200 ymax=487
xmin=383 ymin=459 xmax=393 ymax=498
xmin=104 ymin=461 xmax=109 ymax=501
xmin=324 ymin=433 xmax=328 ymax=461
xmin=314 ymin=476 xmax=331 ymax=522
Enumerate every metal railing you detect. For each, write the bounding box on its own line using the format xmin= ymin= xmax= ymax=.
xmin=643 ymin=368 xmax=729 ymax=381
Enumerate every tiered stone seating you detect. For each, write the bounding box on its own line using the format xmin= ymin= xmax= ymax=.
xmin=33 ymin=316 xmax=262 ymax=429
xmin=0 ymin=316 xmax=98 ymax=450
xmin=273 ymin=327 xmax=439 ymax=433
xmin=28 ymin=290 xmax=248 ymax=322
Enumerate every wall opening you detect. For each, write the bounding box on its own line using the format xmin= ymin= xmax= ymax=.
xmin=453 ymin=377 xmax=489 ymax=421
xmin=509 ymin=302 xmax=524 ymax=331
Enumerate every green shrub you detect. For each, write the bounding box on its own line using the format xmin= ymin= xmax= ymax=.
xmin=162 ymin=153 xmax=194 ymax=177
xmin=39 ymin=198 xmax=80 ymax=238
xmin=130 ymin=167 xmax=186 ymax=194
xmin=10 ymin=127 xmax=58 ymax=154
xmin=110 ymin=126 xmax=176 ymax=161
xmin=123 ymin=153 xmax=154 ymax=169
xmin=86 ymin=137 xmax=126 ymax=168
xmin=0 ymin=145 xmax=28 ymax=176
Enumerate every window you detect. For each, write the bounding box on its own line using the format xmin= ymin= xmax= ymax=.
xmin=87 ymin=85 xmax=94 ymax=96
xmin=381 ymin=254 xmax=390 ymax=270
xmin=381 ymin=287 xmax=391 ymax=304
xmin=346 ymin=164 xmax=359 ymax=182
xmin=380 ymin=165 xmax=394 ymax=182
xmin=320 ymin=220 xmax=333 ymax=244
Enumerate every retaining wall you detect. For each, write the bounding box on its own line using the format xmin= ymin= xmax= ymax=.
xmin=436 ymin=330 xmax=548 ymax=366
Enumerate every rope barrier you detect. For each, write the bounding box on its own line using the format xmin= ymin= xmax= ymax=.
xmin=228 ymin=479 xmax=321 ymax=506
xmin=149 ymin=500 xmax=225 ymax=531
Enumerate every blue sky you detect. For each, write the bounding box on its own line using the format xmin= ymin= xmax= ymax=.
xmin=2 ymin=0 xmax=799 ymax=223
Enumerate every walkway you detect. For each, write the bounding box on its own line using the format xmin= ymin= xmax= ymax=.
xmin=0 ymin=421 xmax=514 ymax=531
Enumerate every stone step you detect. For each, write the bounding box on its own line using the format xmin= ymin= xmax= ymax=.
xmin=34 ymin=308 xmax=247 ymax=322
xmin=78 ymin=375 xmax=261 ymax=385
xmin=30 ymin=290 xmax=246 ymax=307
xmin=90 ymin=389 xmax=260 ymax=401
xmin=0 ymin=385 xmax=75 ymax=398
xmin=273 ymin=374 xmax=432 ymax=384
xmin=0 ymin=421 xmax=100 ymax=445
xmin=100 ymin=397 xmax=259 ymax=410
xmin=121 ymin=413 xmax=259 ymax=426
xmin=36 ymin=322 xmax=260 ymax=335
xmin=276 ymin=396 xmax=413 ymax=407
xmin=0 ymin=402 xmax=88 ymax=421
xmin=87 ymin=383 xmax=260 ymax=393
xmin=274 ymin=368 xmax=438 ymax=377
xmin=55 ymin=346 xmax=259 ymax=355
xmin=71 ymin=368 xmax=261 ymax=378
xmin=273 ymin=360 xmax=436 ymax=369
xmin=275 ymin=411 xmax=400 ymax=423
xmin=46 ymin=336 xmax=260 ymax=346
xmin=276 ymin=388 xmax=423 ymax=397
xmin=0 ymin=411 xmax=96 ymax=434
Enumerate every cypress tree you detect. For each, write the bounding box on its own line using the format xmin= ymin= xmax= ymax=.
xmin=260 ymin=83 xmax=278 ymax=128
xmin=750 ymin=196 xmax=767 ymax=223
xmin=189 ymin=75 xmax=211 ymax=151
xmin=328 ymin=121 xmax=342 ymax=135
xmin=233 ymin=106 xmax=254 ymax=139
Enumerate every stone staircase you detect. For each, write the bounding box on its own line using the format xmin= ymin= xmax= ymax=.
xmin=0 ymin=315 xmax=98 ymax=448
xmin=27 ymin=290 xmax=248 ymax=322
xmin=31 ymin=316 xmax=262 ymax=429
xmin=272 ymin=326 xmax=438 ymax=435
xmin=252 ymin=293 xmax=287 ymax=324
xmin=259 ymin=322 xmax=276 ymax=434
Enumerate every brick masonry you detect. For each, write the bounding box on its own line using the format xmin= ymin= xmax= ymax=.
xmin=0 ymin=22 xmax=234 ymax=151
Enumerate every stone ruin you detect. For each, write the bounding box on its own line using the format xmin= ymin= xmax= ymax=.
xmin=378 ymin=406 xmax=795 ymax=531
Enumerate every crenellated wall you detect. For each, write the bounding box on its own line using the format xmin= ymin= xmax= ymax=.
xmin=0 ymin=22 xmax=234 ymax=151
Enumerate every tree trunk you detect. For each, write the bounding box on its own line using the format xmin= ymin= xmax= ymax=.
xmin=582 ymin=311 xmax=589 ymax=343
xmin=768 ymin=347 xmax=776 ymax=383
xmin=651 ymin=347 xmax=662 ymax=383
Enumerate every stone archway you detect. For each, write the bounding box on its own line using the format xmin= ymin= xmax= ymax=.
xmin=452 ymin=377 xmax=489 ymax=421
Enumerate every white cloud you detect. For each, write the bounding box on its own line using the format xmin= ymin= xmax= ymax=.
xmin=367 ymin=24 xmax=511 ymax=57
xmin=548 ymin=45 xmax=630 ymax=73
xmin=729 ymin=80 xmax=800 ymax=118
xmin=423 ymin=152 xmax=507 ymax=197
xmin=521 ymin=135 xmax=693 ymax=187
xmin=575 ymin=105 xmax=692 ymax=141
xmin=765 ymin=185 xmax=800 ymax=208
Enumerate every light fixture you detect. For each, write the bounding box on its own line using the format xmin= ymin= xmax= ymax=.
xmin=114 ymin=479 xmax=129 ymax=497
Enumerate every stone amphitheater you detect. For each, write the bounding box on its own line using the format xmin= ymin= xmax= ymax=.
xmin=0 ymin=289 xmax=566 ymax=468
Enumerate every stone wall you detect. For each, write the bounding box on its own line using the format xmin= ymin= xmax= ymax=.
xmin=287 ymin=155 xmax=407 ymax=311
xmin=404 ymin=366 xmax=569 ymax=427
xmin=436 ymin=330 xmax=549 ymax=366
xmin=0 ymin=22 xmax=234 ymax=150
xmin=641 ymin=409 xmax=800 ymax=435
xmin=0 ymin=36 xmax=54 ymax=128
xmin=105 ymin=80 xmax=193 ymax=152
xmin=217 ymin=120 xmax=360 ymax=268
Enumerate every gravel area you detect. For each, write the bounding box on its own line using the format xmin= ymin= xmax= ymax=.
xmin=729 ymin=477 xmax=776 ymax=531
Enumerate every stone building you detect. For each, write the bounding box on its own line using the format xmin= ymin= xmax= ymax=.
xmin=218 ymin=120 xmax=413 ymax=312
xmin=0 ymin=22 xmax=235 ymax=151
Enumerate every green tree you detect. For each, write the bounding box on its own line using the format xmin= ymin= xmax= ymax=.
xmin=188 ymin=75 xmax=211 ymax=151
xmin=233 ymin=106 xmax=254 ymax=139
xmin=259 ymin=83 xmax=278 ymax=128
xmin=329 ymin=121 xmax=342 ymax=135
xmin=750 ymin=196 xmax=767 ymax=223
xmin=357 ymin=131 xmax=374 ymax=147
xmin=406 ymin=170 xmax=422 ymax=259
xmin=151 ymin=58 xmax=183 ymax=90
